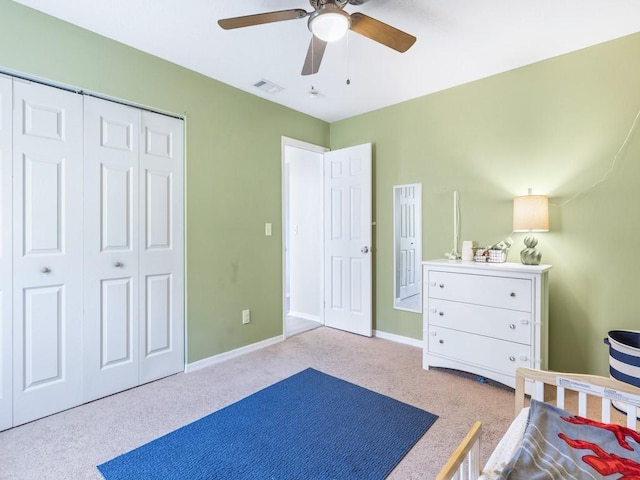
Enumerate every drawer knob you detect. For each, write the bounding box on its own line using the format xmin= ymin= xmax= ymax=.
xmin=509 ymin=323 xmax=516 ymax=330
xmin=438 ymin=311 xmax=444 ymax=317
xmin=439 ymin=339 xmax=444 ymax=344
xmin=439 ymin=283 xmax=445 ymax=288
xmin=41 ymin=266 xmax=51 ymax=274
xmin=509 ymin=355 xmax=516 ymax=362
xmin=510 ymin=292 xmax=516 ymax=297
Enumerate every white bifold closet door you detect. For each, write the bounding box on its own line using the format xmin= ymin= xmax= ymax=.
xmin=138 ymin=109 xmax=184 ymax=384
xmin=0 ymin=80 xmax=184 ymax=429
xmin=12 ymin=80 xmax=84 ymax=426
xmin=0 ymin=74 xmax=12 ymax=431
xmin=83 ymin=97 xmax=141 ymax=402
xmin=83 ymin=97 xmax=184 ymax=402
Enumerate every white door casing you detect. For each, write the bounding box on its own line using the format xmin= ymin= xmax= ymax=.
xmin=83 ymin=97 xmax=140 ymax=402
xmin=12 ymin=80 xmax=83 ymax=426
xmin=139 ymin=110 xmax=184 ymax=383
xmin=323 ymin=143 xmax=372 ymax=337
xmin=0 ymin=74 xmax=12 ymax=431
xmin=398 ymin=185 xmax=420 ymax=299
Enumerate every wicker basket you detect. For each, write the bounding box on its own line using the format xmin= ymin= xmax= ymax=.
xmin=487 ymin=249 xmax=508 ymax=263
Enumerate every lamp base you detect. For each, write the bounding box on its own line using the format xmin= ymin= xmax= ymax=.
xmin=520 ymin=235 xmax=542 ymax=265
xmin=520 ymin=248 xmax=542 ymax=265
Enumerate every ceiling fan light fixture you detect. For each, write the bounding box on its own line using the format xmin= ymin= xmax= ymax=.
xmin=308 ymin=8 xmax=350 ymax=42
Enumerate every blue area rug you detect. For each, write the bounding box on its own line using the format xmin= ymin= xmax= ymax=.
xmin=98 ymin=368 xmax=437 ymax=480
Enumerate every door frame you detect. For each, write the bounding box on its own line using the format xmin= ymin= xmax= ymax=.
xmin=281 ymin=137 xmax=329 ymax=338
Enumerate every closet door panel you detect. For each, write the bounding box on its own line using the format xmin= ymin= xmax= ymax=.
xmin=139 ymin=111 xmax=184 ymax=383
xmin=83 ymin=97 xmax=140 ymax=402
xmin=0 ymin=74 xmax=12 ymax=431
xmin=12 ymin=80 xmax=83 ymax=426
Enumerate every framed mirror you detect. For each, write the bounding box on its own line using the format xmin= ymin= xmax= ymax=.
xmin=393 ymin=184 xmax=422 ymax=313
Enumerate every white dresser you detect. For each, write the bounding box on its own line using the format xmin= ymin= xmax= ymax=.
xmin=423 ymin=260 xmax=551 ymax=391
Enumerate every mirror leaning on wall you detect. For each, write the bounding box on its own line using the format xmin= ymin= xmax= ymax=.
xmin=393 ymin=184 xmax=422 ymax=313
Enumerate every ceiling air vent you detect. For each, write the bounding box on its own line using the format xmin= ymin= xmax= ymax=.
xmin=253 ymin=79 xmax=284 ymax=94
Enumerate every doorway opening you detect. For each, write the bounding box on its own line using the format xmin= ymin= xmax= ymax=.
xmin=282 ymin=138 xmax=327 ymax=337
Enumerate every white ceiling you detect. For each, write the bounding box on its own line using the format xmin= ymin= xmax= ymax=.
xmin=12 ymin=0 xmax=640 ymax=122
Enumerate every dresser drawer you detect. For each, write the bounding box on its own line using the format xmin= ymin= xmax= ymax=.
xmin=427 ymin=271 xmax=531 ymax=312
xmin=427 ymin=326 xmax=532 ymax=376
xmin=428 ymin=299 xmax=532 ymax=345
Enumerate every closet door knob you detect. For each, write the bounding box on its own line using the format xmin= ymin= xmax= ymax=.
xmin=114 ymin=261 xmax=123 ymax=268
xmin=41 ymin=267 xmax=51 ymax=274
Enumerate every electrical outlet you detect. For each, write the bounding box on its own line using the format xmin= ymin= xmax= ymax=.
xmin=242 ymin=309 xmax=251 ymax=324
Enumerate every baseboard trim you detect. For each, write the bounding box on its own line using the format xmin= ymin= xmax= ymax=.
xmin=287 ymin=311 xmax=321 ymax=322
xmin=374 ymin=330 xmax=422 ymax=348
xmin=185 ymin=335 xmax=285 ymax=372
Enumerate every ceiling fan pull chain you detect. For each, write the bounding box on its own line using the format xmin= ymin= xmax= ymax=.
xmin=346 ymin=31 xmax=351 ymax=85
xmin=311 ymin=34 xmax=315 ymax=71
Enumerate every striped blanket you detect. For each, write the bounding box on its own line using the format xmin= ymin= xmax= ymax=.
xmin=498 ymin=400 xmax=640 ymax=479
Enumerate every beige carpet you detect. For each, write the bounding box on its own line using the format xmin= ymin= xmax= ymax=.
xmin=0 ymin=327 xmax=516 ymax=480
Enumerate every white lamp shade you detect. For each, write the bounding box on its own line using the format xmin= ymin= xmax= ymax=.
xmin=310 ymin=10 xmax=350 ymax=42
xmin=513 ymin=195 xmax=549 ymax=232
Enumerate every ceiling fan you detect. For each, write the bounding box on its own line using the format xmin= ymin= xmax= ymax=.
xmin=218 ymin=0 xmax=416 ymax=76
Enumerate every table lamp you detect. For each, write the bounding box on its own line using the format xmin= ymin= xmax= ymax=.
xmin=513 ymin=189 xmax=549 ymax=265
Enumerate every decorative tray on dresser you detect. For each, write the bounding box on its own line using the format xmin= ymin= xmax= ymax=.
xmin=423 ymin=259 xmax=551 ymax=394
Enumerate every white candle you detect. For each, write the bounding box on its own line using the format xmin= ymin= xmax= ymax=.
xmin=453 ymin=190 xmax=459 ymax=252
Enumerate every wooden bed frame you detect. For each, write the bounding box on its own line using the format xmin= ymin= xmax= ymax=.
xmin=435 ymin=367 xmax=640 ymax=480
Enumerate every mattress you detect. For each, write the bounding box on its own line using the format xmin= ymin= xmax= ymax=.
xmin=478 ymin=407 xmax=530 ymax=479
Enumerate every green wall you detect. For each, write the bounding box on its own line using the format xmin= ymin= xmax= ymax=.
xmin=2 ymin=1 xmax=640 ymax=375
xmin=0 ymin=1 xmax=329 ymax=363
xmin=330 ymin=32 xmax=640 ymax=375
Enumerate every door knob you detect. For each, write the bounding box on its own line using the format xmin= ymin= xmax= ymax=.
xmin=114 ymin=261 xmax=123 ymax=268
xmin=41 ymin=267 xmax=51 ymax=274
xmin=361 ymin=246 xmax=369 ymax=254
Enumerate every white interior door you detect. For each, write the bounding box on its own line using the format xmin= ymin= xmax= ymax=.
xmin=323 ymin=143 xmax=372 ymax=337
xmin=139 ymin=110 xmax=184 ymax=383
xmin=12 ymin=80 xmax=83 ymax=426
xmin=398 ymin=185 xmax=419 ymax=299
xmin=0 ymin=74 xmax=12 ymax=430
xmin=83 ymin=97 xmax=140 ymax=402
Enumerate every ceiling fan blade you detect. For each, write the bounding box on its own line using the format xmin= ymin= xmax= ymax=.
xmin=349 ymin=12 xmax=416 ymax=53
xmin=218 ymin=9 xmax=308 ymax=30
xmin=301 ymin=36 xmax=327 ymax=76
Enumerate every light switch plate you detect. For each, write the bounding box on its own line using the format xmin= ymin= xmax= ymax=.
xmin=265 ymin=223 xmax=272 ymax=236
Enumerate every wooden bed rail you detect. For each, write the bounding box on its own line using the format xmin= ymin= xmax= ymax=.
xmin=515 ymin=367 xmax=640 ymax=429
xmin=434 ymin=421 xmax=482 ymax=480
